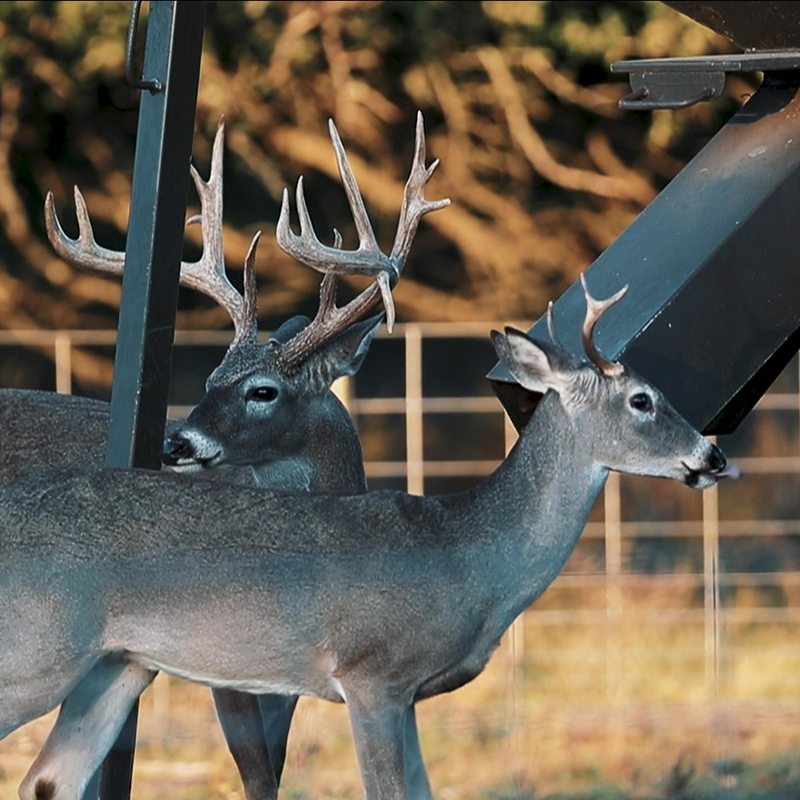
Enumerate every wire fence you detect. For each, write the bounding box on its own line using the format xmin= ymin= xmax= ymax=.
xmin=1 ymin=323 xmax=799 ymax=795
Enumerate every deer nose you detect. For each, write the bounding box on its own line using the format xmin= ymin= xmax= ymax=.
xmin=708 ymin=444 xmax=727 ymax=473
xmin=162 ymin=435 xmax=194 ymax=466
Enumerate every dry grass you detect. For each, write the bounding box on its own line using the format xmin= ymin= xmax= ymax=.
xmin=3 ymin=575 xmax=800 ymax=799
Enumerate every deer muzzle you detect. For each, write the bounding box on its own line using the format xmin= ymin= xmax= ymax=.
xmin=162 ymin=430 xmax=224 ymax=471
xmin=682 ymin=444 xmax=731 ymax=489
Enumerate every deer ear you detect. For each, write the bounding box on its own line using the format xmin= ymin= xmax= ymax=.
xmin=295 ymin=313 xmax=384 ymax=393
xmin=270 ymin=315 xmax=311 ymax=344
xmin=491 ymin=327 xmax=574 ymax=395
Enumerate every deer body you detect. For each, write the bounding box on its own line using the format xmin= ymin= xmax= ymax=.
xmin=0 ymin=302 xmax=729 ymax=799
xmin=0 ymin=393 xmax=594 ymax=725
xmin=0 ymin=391 xmax=111 ymax=485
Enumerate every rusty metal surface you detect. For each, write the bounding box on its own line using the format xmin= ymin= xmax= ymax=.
xmin=665 ymin=1 xmax=800 ymax=50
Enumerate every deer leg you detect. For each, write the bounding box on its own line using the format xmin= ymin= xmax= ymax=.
xmin=18 ymin=655 xmax=154 ymax=800
xmin=212 ymin=688 xmax=278 ymax=800
xmin=0 ymin=669 xmax=80 ymax=743
xmin=257 ymin=693 xmax=299 ymax=784
xmin=0 ymin=634 xmax=95 ymax=742
xmin=404 ymin=705 xmax=434 ymax=800
xmin=346 ymin=689 xmax=408 ymax=800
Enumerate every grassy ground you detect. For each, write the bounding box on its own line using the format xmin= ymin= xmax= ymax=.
xmin=3 ymin=576 xmax=800 ymax=799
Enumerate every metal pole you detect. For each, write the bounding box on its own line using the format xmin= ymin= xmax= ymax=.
xmin=405 ymin=325 xmax=424 ymax=494
xmin=90 ymin=2 xmax=206 ymax=798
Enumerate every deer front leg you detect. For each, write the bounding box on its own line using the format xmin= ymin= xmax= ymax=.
xmin=346 ymin=688 xmax=408 ymax=800
xmin=18 ymin=656 xmax=154 ymax=800
xmin=404 ymin=706 xmax=434 ymax=800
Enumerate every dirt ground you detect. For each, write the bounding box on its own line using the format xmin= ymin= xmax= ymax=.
xmin=3 ymin=591 xmax=800 ymax=800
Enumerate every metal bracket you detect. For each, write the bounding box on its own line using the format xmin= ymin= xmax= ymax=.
xmin=611 ymin=49 xmax=800 ymax=110
xmin=125 ymin=1 xmax=163 ymax=94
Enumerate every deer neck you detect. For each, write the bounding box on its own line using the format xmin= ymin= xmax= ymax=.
xmin=249 ymin=459 xmax=314 ymax=492
xmin=462 ymin=390 xmax=607 ymax=621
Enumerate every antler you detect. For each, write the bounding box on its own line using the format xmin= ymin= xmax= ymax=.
xmin=546 ymin=300 xmax=564 ymax=349
xmin=271 ymin=234 xmax=385 ymax=373
xmin=275 ymin=111 xmax=449 ymax=338
xmin=182 ymin=121 xmax=257 ymax=347
xmin=579 ymin=274 xmax=628 ymax=377
xmin=44 ymin=120 xmax=258 ymax=349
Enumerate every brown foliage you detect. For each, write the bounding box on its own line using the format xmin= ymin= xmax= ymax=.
xmin=0 ymin=1 xmax=738 ymax=387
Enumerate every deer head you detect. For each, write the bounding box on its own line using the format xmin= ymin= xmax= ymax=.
xmin=492 ymin=276 xmax=728 ymax=489
xmin=162 ymin=113 xmax=448 ymax=482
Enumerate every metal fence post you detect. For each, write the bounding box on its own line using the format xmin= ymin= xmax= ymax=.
xmin=89 ymin=2 xmax=206 ymax=798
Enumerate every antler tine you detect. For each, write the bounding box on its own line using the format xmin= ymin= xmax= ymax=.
xmin=389 ymin=110 xmax=451 ymax=272
xmin=328 ymin=120 xmax=397 ymax=333
xmin=180 ymin=120 xmax=254 ymax=344
xmin=579 ymin=274 xmax=628 ymax=377
xmin=235 ymin=230 xmax=261 ymax=347
xmin=546 ymin=300 xmax=564 ymax=349
xmin=328 ymin=119 xmax=383 ymax=257
xmin=44 ymin=186 xmax=126 ymax=274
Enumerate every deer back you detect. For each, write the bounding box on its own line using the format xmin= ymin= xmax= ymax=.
xmin=0 ymin=389 xmax=257 ymax=488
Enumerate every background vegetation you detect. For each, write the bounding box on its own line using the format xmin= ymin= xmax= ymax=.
xmin=0 ymin=0 xmax=740 ymax=390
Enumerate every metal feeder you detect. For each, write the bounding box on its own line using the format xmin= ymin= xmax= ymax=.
xmin=490 ymin=1 xmax=800 ymax=436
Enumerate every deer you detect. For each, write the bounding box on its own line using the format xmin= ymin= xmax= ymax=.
xmin=2 ymin=114 xmax=447 ymax=800
xmin=0 ymin=272 xmax=729 ymax=800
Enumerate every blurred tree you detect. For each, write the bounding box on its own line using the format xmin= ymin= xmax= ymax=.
xmin=0 ymin=0 xmax=739 ymax=388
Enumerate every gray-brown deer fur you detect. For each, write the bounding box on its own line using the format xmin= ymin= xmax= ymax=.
xmin=1 ymin=115 xmax=446 ymax=800
xmin=0 ymin=278 xmax=727 ymax=800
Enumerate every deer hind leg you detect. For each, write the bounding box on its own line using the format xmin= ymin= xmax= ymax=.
xmin=18 ymin=655 xmax=154 ymax=800
xmin=258 ymin=692 xmax=299 ymax=786
xmin=212 ymin=688 xmax=280 ymax=800
xmin=212 ymin=690 xmax=299 ymax=800
xmin=345 ymin=685 xmax=409 ymax=800
xmin=403 ymin=705 xmax=434 ymax=800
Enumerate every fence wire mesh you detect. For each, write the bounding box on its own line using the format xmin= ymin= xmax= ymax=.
xmin=1 ymin=323 xmax=799 ymax=797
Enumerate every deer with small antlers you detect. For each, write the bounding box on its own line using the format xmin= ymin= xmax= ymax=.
xmin=0 ymin=268 xmax=728 ymax=800
xmin=2 ymin=115 xmax=446 ymax=800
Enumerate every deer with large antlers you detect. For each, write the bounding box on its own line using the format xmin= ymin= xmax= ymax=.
xmin=0 ymin=273 xmax=728 ymax=800
xmin=2 ymin=115 xmax=446 ymax=800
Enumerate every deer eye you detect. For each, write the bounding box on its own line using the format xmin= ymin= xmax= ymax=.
xmin=247 ymin=386 xmax=279 ymax=403
xmin=629 ymin=393 xmax=653 ymax=413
